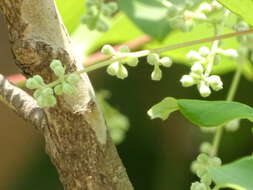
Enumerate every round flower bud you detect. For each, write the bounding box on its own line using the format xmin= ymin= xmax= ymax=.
xmin=37 ymin=95 xmax=48 ymax=108
xmin=191 ymin=62 xmax=204 ymax=74
xmin=101 ymin=44 xmax=115 ymax=55
xmin=225 ymin=119 xmax=240 ymax=132
xmin=151 ymin=66 xmax=162 ymax=81
xmin=198 ymin=82 xmax=211 ymax=97
xmin=119 ymin=45 xmax=130 ymax=53
xmin=160 ymin=57 xmax=172 ymax=67
xmin=62 ymin=82 xmax=76 ymax=95
xmin=199 ymin=3 xmax=212 ymax=13
xmin=224 ymin=49 xmax=238 ymax=58
xmin=191 ymin=182 xmax=207 ymax=190
xmin=33 ymin=89 xmax=43 ymax=99
xmin=116 ymin=64 xmax=128 ymax=79
xmin=199 ymin=46 xmax=210 ymax=57
xmin=33 ymin=75 xmax=44 ymax=85
xmin=200 ymin=142 xmax=212 ymax=154
xmin=211 ymin=1 xmax=222 ymax=9
xmin=194 ymin=12 xmax=207 ymax=20
xmin=207 ymin=75 xmax=223 ymax=91
xmin=196 ymin=165 xmax=208 ymax=178
xmin=210 ymin=157 xmax=222 ymax=167
xmin=107 ymin=62 xmax=120 ymax=76
xmin=50 ymin=60 xmax=62 ymax=70
xmin=180 ymin=75 xmax=195 ymax=87
xmin=26 ymin=78 xmax=40 ymax=89
xmin=54 ymin=84 xmax=64 ymax=95
xmin=96 ymin=19 xmax=109 ymax=32
xmin=66 ymin=73 xmax=81 ymax=85
xmin=187 ymin=50 xmax=203 ymax=60
xmin=147 ymin=53 xmax=160 ymax=65
xmin=46 ymin=95 xmax=57 ymax=107
xmin=190 ymin=161 xmax=199 ymax=173
xmin=200 ymin=174 xmax=212 ymax=186
xmin=197 ymin=153 xmax=209 ymax=164
xmin=41 ymin=87 xmax=54 ymax=97
xmin=127 ymin=57 xmax=138 ymax=67
xmin=53 ymin=65 xmax=65 ymax=77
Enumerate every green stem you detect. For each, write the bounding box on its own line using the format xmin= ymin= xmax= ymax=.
xmin=205 ymin=10 xmax=229 ymax=76
xmin=211 ymin=60 xmax=243 ymax=157
xmin=78 ymin=29 xmax=253 ymax=74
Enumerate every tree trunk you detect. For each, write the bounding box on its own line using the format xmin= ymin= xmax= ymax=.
xmin=0 ymin=0 xmax=133 ymax=189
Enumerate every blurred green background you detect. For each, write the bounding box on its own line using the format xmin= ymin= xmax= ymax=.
xmin=0 ymin=0 xmax=252 ymax=189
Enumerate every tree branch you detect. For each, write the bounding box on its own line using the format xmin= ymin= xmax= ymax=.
xmin=0 ymin=73 xmax=46 ymax=131
xmin=0 ymin=0 xmax=133 ymax=189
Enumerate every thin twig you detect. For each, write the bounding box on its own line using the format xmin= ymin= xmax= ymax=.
xmin=0 ymin=74 xmax=47 ymax=131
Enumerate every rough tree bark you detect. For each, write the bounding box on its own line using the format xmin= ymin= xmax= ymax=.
xmin=0 ymin=0 xmax=133 ymax=189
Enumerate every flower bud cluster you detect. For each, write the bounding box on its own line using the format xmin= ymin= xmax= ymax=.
xmin=101 ymin=45 xmax=139 ymax=79
xmin=26 ymin=60 xmax=80 ymax=108
xmin=163 ymin=1 xmax=222 ymax=32
xmin=81 ymin=0 xmax=118 ymax=32
xmin=191 ymin=153 xmax=222 ymax=190
xmin=180 ymin=47 xmax=222 ymax=97
xmin=180 ymin=45 xmax=238 ymax=97
xmin=147 ymin=53 xmax=173 ymax=81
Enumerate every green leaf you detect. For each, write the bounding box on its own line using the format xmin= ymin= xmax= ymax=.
xmin=177 ymin=99 xmax=253 ymax=127
xmin=209 ymin=156 xmax=253 ymax=190
xmin=147 ymin=97 xmax=179 ymax=120
xmin=148 ymin=98 xmax=253 ymax=127
xmin=119 ymin=0 xmax=170 ymax=40
xmin=217 ymin=0 xmax=253 ymax=25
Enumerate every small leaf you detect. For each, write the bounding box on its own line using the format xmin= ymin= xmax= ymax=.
xmin=217 ymin=0 xmax=253 ymax=26
xmin=119 ymin=0 xmax=170 ymax=40
xmin=209 ymin=156 xmax=253 ymax=190
xmin=147 ymin=97 xmax=179 ymax=120
xmin=177 ymin=99 xmax=253 ymax=127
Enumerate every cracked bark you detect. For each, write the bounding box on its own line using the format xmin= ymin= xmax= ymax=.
xmin=0 ymin=0 xmax=133 ymax=189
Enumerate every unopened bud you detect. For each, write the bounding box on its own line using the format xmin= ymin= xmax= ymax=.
xmin=160 ymin=57 xmax=172 ymax=67
xmin=198 ymin=82 xmax=211 ymax=97
xmin=180 ymin=75 xmax=195 ymax=87
xmin=207 ymin=75 xmax=223 ymax=91
xmin=191 ymin=62 xmax=204 ymax=74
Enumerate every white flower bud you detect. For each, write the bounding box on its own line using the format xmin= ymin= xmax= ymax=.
xmin=106 ymin=62 xmax=120 ymax=76
xmin=223 ymin=49 xmax=238 ymax=58
xmin=116 ymin=64 xmax=128 ymax=79
xmin=180 ymin=75 xmax=195 ymax=87
xmin=187 ymin=50 xmax=203 ymax=60
xmin=200 ymin=142 xmax=212 ymax=154
xmin=199 ymin=3 xmax=212 ymax=13
xmin=207 ymin=75 xmax=223 ymax=91
xmin=101 ymin=44 xmax=115 ymax=55
xmin=211 ymin=1 xmax=222 ymax=9
xmin=147 ymin=53 xmax=160 ymax=65
xmin=191 ymin=182 xmax=207 ymax=190
xmin=194 ymin=12 xmax=207 ymax=20
xmin=201 ymin=174 xmax=212 ymax=186
xmin=225 ymin=119 xmax=240 ymax=132
xmin=191 ymin=62 xmax=204 ymax=74
xmin=127 ymin=57 xmax=138 ymax=67
xmin=151 ymin=66 xmax=162 ymax=81
xmin=198 ymin=82 xmax=211 ymax=97
xmin=160 ymin=57 xmax=172 ymax=67
xmin=198 ymin=46 xmax=210 ymax=57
